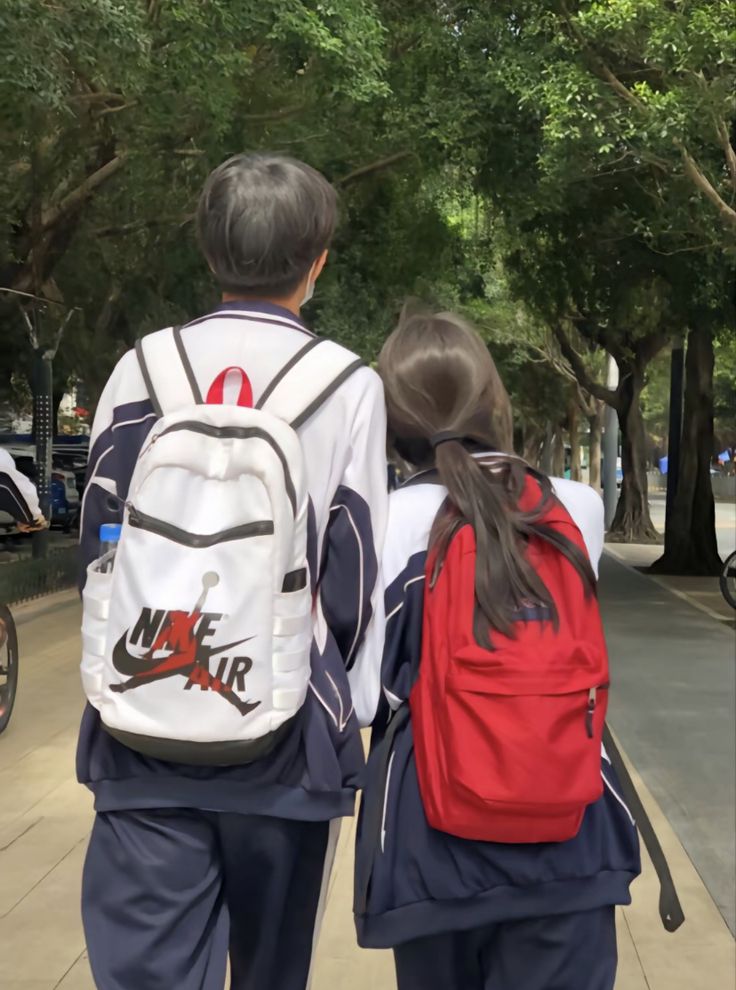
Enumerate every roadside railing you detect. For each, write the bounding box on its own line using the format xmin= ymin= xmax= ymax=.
xmin=0 ymin=546 xmax=78 ymax=605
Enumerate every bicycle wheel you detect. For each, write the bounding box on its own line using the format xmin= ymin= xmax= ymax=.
xmin=0 ymin=604 xmax=19 ymax=733
xmin=720 ymin=551 xmax=736 ymax=611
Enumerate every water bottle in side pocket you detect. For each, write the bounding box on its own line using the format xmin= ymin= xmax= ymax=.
xmin=98 ymin=523 xmax=122 ymax=574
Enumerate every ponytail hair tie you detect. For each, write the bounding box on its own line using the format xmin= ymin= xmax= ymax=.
xmin=430 ymin=431 xmax=467 ymax=449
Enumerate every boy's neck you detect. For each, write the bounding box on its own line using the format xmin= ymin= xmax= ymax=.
xmin=221 ymin=292 xmax=302 ymax=318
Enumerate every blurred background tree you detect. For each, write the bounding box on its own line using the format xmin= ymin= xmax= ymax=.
xmin=0 ymin=0 xmax=733 ymax=571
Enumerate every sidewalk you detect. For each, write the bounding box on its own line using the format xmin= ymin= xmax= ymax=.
xmin=599 ymin=551 xmax=736 ymax=937
xmin=0 ymin=583 xmax=733 ymax=989
xmin=630 ymin=494 xmax=735 ymax=625
xmin=606 ymin=541 xmax=734 ymax=625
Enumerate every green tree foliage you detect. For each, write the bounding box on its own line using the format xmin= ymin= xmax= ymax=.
xmin=426 ymin=0 xmax=735 ymax=554
xmin=0 ymin=0 xmax=411 ymax=399
xmin=446 ymin=0 xmax=736 ymax=242
xmin=0 ymin=0 xmax=733 ymax=570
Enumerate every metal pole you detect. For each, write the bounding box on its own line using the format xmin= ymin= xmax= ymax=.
xmin=602 ymin=354 xmax=619 ymax=531
xmin=32 ymin=348 xmax=53 ymax=559
xmin=0 ymin=289 xmax=73 ymax=559
xmin=664 ymin=340 xmax=684 ymax=546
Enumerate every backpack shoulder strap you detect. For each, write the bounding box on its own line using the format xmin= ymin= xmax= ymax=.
xmin=135 ymin=326 xmax=200 ymax=417
xmin=257 ymin=337 xmax=364 ymax=429
xmin=602 ymin=724 xmax=685 ymax=932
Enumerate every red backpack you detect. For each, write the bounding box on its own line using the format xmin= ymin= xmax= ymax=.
xmin=410 ymin=473 xmax=609 ymax=844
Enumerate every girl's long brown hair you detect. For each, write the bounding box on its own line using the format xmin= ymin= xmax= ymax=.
xmin=378 ymin=307 xmax=596 ymax=648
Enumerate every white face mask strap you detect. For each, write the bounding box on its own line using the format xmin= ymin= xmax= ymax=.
xmin=300 ymin=260 xmax=319 ymax=307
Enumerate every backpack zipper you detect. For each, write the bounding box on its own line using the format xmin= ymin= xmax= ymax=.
xmin=127 ymin=504 xmax=274 ymax=548
xmin=138 ymin=421 xmax=297 ymax=514
xmin=585 ymin=684 xmax=610 ymax=739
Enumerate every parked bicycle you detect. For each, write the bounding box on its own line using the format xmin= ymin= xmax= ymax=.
xmin=0 ymin=604 xmax=18 ymax=734
xmin=720 ymin=550 xmax=736 ymax=611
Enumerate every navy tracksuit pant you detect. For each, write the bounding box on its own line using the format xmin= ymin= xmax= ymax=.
xmin=82 ymin=809 xmax=333 ymax=990
xmin=393 ymin=907 xmax=617 ymax=990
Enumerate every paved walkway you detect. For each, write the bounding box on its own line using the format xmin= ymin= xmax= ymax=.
xmin=0 ymin=573 xmax=733 ymax=989
xmin=601 ymin=553 xmax=736 ymax=934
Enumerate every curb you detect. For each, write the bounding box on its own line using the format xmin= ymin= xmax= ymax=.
xmin=11 ymin=588 xmax=79 ymax=627
xmin=603 ymin=547 xmax=731 ymax=625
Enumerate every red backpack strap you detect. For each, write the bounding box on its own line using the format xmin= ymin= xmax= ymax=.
xmin=206 ymin=367 xmax=254 ymax=408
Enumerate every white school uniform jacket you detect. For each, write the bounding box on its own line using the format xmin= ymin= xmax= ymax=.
xmin=353 ymin=466 xmax=640 ymax=948
xmin=0 ymin=448 xmax=41 ymax=524
xmin=77 ymin=301 xmax=387 ymax=819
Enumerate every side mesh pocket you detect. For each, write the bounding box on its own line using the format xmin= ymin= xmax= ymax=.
xmin=271 ymin=585 xmax=312 ymax=725
xmin=81 ymin=565 xmax=112 ymax=709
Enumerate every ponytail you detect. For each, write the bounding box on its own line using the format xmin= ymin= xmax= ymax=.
xmin=430 ymin=441 xmax=596 ymax=649
xmin=376 ymin=305 xmax=596 ymax=647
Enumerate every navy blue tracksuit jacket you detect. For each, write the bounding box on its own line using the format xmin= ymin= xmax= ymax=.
xmin=354 ymin=469 xmax=641 ymax=952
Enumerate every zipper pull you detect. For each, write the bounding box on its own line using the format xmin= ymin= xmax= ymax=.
xmin=140 ymin=432 xmax=160 ymax=458
xmin=585 ymin=686 xmax=597 ymax=739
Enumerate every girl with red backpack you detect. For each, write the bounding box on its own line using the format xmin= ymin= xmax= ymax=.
xmin=353 ymin=309 xmax=643 ymax=990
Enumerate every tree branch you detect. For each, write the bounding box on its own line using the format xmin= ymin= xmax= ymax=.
xmin=678 ymin=145 xmax=736 ymax=230
xmin=20 ymin=307 xmax=38 ymax=350
xmin=95 ymin=101 xmax=138 ymax=118
xmin=596 ymin=63 xmax=646 ymax=110
xmin=337 ymin=151 xmax=413 ymax=187
xmin=566 ymin=313 xmax=622 ymax=360
xmin=552 ymin=323 xmax=618 ymax=408
xmin=242 ymin=105 xmax=306 ymax=122
xmin=558 ymin=1 xmax=646 ymax=110
xmin=69 ymin=91 xmax=128 ymax=106
xmin=575 ymin=384 xmax=599 ymax=419
xmin=524 ymin=331 xmax=579 ymax=384
xmin=40 ymin=154 xmax=127 ymax=233
xmin=637 ymin=329 xmax=669 ymax=369
xmin=558 ymin=2 xmax=736 ymax=230
xmin=715 ymin=119 xmax=736 ymax=193
xmin=0 ymin=287 xmax=70 ymax=308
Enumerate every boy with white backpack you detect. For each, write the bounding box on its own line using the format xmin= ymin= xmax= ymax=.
xmin=78 ymin=154 xmax=387 ymax=989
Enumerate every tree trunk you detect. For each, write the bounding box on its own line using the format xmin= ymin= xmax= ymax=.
xmin=522 ymin=426 xmax=543 ymax=467
xmin=651 ymin=325 xmax=722 ymax=575
xmin=539 ymin=423 xmax=554 ymax=475
xmin=609 ymin=366 xmax=660 ymax=542
xmin=568 ymin=398 xmax=581 ymax=481
xmin=588 ymin=401 xmax=604 ymax=493
xmin=552 ymin=427 xmax=565 ymax=477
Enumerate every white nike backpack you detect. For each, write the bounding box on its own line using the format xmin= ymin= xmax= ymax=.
xmin=81 ymin=327 xmax=362 ymax=764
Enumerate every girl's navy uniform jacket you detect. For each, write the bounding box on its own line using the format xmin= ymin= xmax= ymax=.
xmin=354 ymin=467 xmax=641 ymax=949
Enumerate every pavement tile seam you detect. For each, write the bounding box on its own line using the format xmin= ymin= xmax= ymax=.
xmin=0 ymin=785 xmax=75 ymax=834
xmin=0 ymin=816 xmax=42 ymax=852
xmin=0 ymin=834 xmax=88 ymax=921
xmin=52 ymin=950 xmax=88 ymax=990
xmin=0 ymin=721 xmax=81 ymax=771
xmin=619 ymin=909 xmax=653 ymax=990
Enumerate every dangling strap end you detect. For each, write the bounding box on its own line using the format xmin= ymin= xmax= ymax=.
xmin=660 ymin=887 xmax=686 ymax=933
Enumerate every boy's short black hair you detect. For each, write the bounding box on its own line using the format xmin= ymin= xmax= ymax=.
xmin=197 ymin=153 xmax=338 ymax=298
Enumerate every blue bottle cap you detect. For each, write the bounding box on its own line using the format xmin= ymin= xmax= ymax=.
xmin=99 ymin=523 xmax=123 ymax=543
